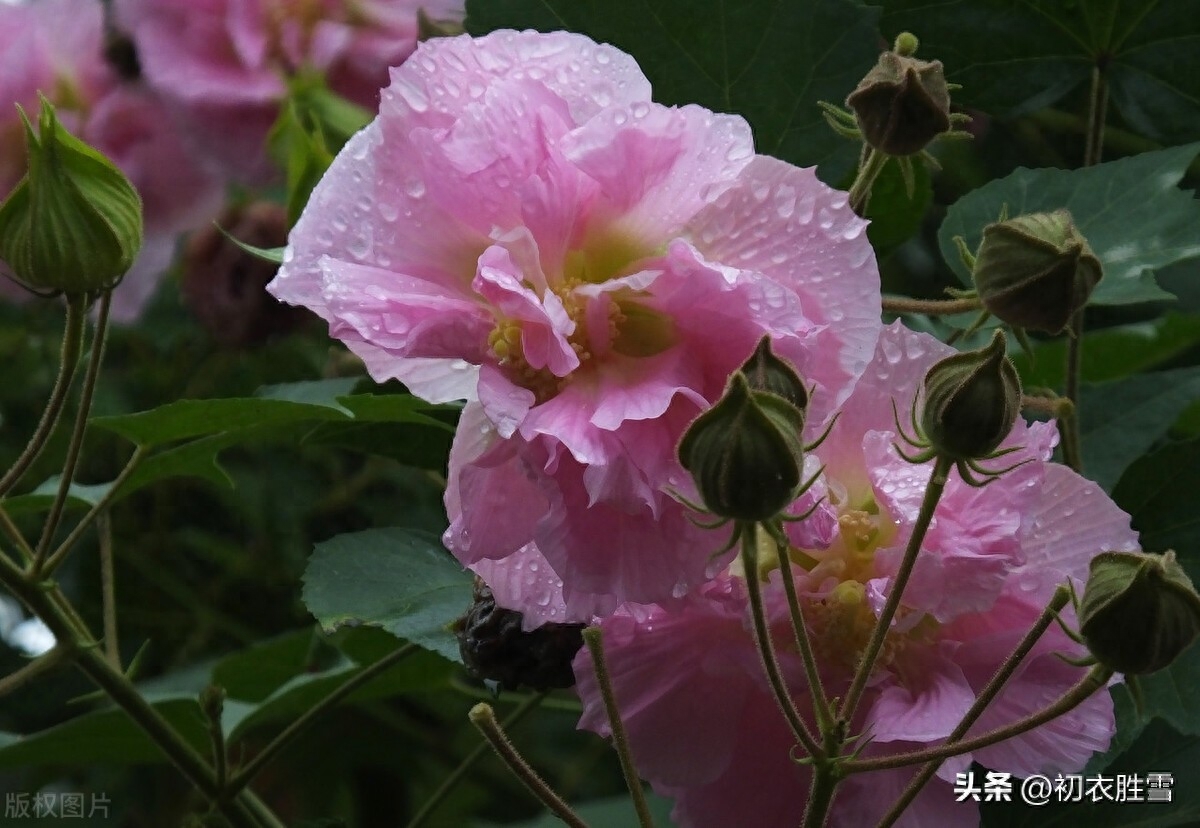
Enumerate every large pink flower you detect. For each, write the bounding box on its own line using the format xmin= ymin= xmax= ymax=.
xmin=574 ymin=323 xmax=1139 ymax=827
xmin=116 ymin=0 xmax=465 ymax=181
xmin=0 ymin=0 xmax=225 ymax=321
xmin=269 ymin=29 xmax=882 ymax=610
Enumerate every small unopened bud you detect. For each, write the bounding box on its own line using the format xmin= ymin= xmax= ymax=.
xmin=738 ymin=336 xmax=809 ymax=412
xmin=0 ymin=97 xmax=142 ymax=295
xmin=199 ymin=684 xmax=226 ymax=721
xmin=1080 ymin=550 xmax=1200 ymax=675
xmin=846 ymin=38 xmax=951 ymax=157
xmin=921 ymin=329 xmax=1020 ymax=461
xmin=453 ymin=579 xmax=584 ymax=691
xmin=678 ymin=372 xmax=805 ymax=522
xmin=972 ymin=209 xmax=1103 ymax=334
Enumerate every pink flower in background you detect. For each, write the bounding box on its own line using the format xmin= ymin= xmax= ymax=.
xmin=0 ymin=0 xmax=225 ymax=321
xmin=574 ymin=323 xmax=1139 ymax=827
xmin=269 ymin=29 xmax=882 ymax=612
xmin=116 ymin=0 xmax=465 ymax=181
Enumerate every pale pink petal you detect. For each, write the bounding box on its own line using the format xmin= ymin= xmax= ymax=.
xmin=1010 ymin=463 xmax=1141 ymax=597
xmin=563 ymin=103 xmax=754 ymax=241
xmin=866 ymin=644 xmax=975 ymax=743
xmin=685 ymin=156 xmax=881 ymax=424
xmin=319 ymin=260 xmax=492 ymax=361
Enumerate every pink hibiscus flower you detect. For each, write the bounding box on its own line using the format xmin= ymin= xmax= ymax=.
xmin=269 ymin=29 xmax=882 ymax=610
xmin=116 ymin=0 xmax=465 ymax=181
xmin=0 ymin=0 xmax=225 ymax=321
xmin=574 ymin=322 xmax=1139 ymax=827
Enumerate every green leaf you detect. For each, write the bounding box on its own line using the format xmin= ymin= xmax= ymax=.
xmin=0 ymin=479 xmax=110 ymax=516
xmin=1014 ymin=313 xmax=1200 ymax=388
xmin=215 ymin=222 xmax=286 ymax=264
xmin=939 ymin=144 xmax=1200 ymax=305
xmin=0 ymin=697 xmax=207 ymax=768
xmin=303 ymin=528 xmax=473 ymax=662
xmin=465 ymin=0 xmax=881 ymax=179
xmin=91 ymin=390 xmax=454 ymax=448
xmin=864 ymin=156 xmax=933 ymax=255
xmin=1110 ymin=438 xmax=1200 ymax=735
xmin=1079 ymin=367 xmax=1200 ymax=492
xmin=882 ymin=0 xmax=1200 ymax=147
xmin=1113 ymin=437 xmax=1200 ymax=559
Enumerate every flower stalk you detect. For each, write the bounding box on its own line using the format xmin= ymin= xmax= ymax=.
xmin=584 ymin=627 xmax=656 ymax=828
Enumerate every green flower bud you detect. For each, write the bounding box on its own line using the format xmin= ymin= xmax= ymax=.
xmin=973 ymin=209 xmax=1102 ymax=334
xmin=0 ymin=96 xmax=143 ymax=295
xmin=678 ymin=373 xmax=805 ymax=522
xmin=845 ymin=41 xmax=951 ymax=157
xmin=1080 ymin=550 xmax=1200 ymax=675
xmin=738 ymin=336 xmax=809 ymax=412
xmin=920 ymin=329 xmax=1020 ymax=461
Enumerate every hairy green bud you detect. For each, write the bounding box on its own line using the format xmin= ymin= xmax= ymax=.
xmin=678 ymin=372 xmax=805 ymax=522
xmin=846 ymin=43 xmax=951 ymax=157
xmin=920 ymin=329 xmax=1021 ymax=461
xmin=738 ymin=336 xmax=809 ymax=412
xmin=0 ymin=96 xmax=142 ymax=295
xmin=973 ymin=209 xmax=1102 ymax=334
xmin=1080 ymin=550 xmax=1200 ymax=675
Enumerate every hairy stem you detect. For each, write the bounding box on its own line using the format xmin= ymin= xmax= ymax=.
xmin=227 ymin=642 xmax=419 ymax=795
xmin=882 ymin=295 xmax=981 ymax=316
xmin=742 ymin=524 xmax=821 ymax=756
xmin=469 ymin=702 xmax=589 ymax=828
xmin=405 ymin=693 xmax=546 ymax=828
xmin=848 ymin=147 xmax=889 ymax=215
xmin=774 ymin=533 xmax=833 ymax=732
xmin=32 ymin=291 xmax=112 ymax=575
xmin=584 ymin=626 xmax=656 ymax=828
xmin=0 ymin=294 xmax=86 ymax=499
xmin=839 ymin=455 xmax=951 ymax=723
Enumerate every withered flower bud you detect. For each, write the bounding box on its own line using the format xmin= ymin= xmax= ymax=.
xmin=973 ymin=209 xmax=1103 ymax=334
xmin=846 ymin=39 xmax=951 ymax=157
xmin=1080 ymin=550 xmax=1200 ymax=675
xmin=181 ymin=202 xmax=310 ymax=347
xmin=678 ymin=372 xmax=805 ymax=522
xmin=453 ymin=578 xmax=585 ymax=691
xmin=920 ymin=329 xmax=1020 ymax=461
xmin=738 ymin=336 xmax=809 ymax=412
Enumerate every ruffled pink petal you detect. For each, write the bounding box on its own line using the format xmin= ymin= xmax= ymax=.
xmin=535 ymin=451 xmax=725 ymax=604
xmin=443 ymin=404 xmax=548 ymax=565
xmin=380 ymin=30 xmax=653 ymax=126
xmin=319 ymin=259 xmax=492 ymax=361
xmin=684 ymin=156 xmax=881 ymax=425
xmin=563 ymin=103 xmax=754 ymax=242
xmin=408 ymin=76 xmax=579 ymax=236
xmin=118 ymin=0 xmax=283 ymax=105
xmin=1010 ymin=462 xmax=1141 ymax=597
xmin=575 ymin=580 xmax=762 ymax=787
xmin=948 ymin=597 xmax=1115 ymax=775
xmin=473 ymin=245 xmax=577 ymax=375
xmin=866 ymin=644 xmax=976 ymax=744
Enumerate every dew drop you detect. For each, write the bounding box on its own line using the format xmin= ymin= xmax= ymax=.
xmin=405 ymin=179 xmax=427 ymax=198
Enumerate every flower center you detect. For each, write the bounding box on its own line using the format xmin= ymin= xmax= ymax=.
xmin=486 ymin=233 xmax=675 ymax=402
